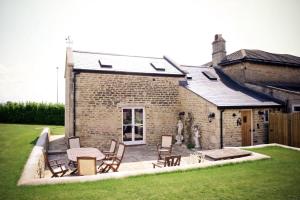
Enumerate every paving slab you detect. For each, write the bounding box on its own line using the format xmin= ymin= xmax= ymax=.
xmin=202 ymin=148 xmax=252 ymax=161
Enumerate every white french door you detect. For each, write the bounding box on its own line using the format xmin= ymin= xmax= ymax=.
xmin=122 ymin=108 xmax=145 ymax=145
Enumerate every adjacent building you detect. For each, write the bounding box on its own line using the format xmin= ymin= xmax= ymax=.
xmin=208 ymin=34 xmax=300 ymax=113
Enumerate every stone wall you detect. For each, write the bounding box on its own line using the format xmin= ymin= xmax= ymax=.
xmin=222 ymin=108 xmax=280 ymax=147
xmin=65 ymin=48 xmax=74 ymax=138
xmin=222 ymin=62 xmax=300 ymax=84
xmin=18 ymin=128 xmax=49 ymax=185
xmin=74 ymin=72 xmax=182 ymax=149
xmin=179 ymin=87 xmax=220 ymax=149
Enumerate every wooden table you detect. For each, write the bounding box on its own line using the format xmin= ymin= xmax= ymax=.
xmin=67 ymin=148 xmax=105 ymax=162
xmin=67 ymin=148 xmax=105 ymax=175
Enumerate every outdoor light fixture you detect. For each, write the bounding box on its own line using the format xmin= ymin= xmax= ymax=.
xmin=232 ymin=113 xmax=236 ymax=117
xmin=208 ymin=112 xmax=215 ymax=122
xmin=258 ymin=110 xmax=264 ymax=115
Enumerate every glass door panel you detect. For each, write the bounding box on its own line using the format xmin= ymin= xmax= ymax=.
xmin=123 ymin=109 xmax=132 ymax=141
xmin=134 ymin=109 xmax=143 ymax=141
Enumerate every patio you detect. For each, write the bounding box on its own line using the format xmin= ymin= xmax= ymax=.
xmin=46 ymin=135 xmax=199 ymax=177
xmin=18 ymin=128 xmax=274 ymax=185
xmin=46 ymin=135 xmax=253 ymax=178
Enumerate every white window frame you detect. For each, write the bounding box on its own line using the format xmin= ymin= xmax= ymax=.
xmin=292 ymin=104 xmax=300 ymax=112
xmin=122 ymin=107 xmax=145 ymax=145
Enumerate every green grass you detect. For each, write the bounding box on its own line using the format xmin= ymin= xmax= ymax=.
xmin=0 ymin=123 xmax=300 ymax=200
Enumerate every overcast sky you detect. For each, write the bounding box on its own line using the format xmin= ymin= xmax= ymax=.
xmin=0 ymin=0 xmax=299 ymax=103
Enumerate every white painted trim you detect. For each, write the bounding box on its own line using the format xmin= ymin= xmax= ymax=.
xmin=292 ymin=104 xmax=300 ymax=112
xmin=122 ymin=107 xmax=146 ymax=145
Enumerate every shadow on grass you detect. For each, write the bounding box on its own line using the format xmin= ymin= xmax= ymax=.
xmin=30 ymin=136 xmax=39 ymax=145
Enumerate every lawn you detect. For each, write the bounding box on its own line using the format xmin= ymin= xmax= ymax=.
xmin=0 ymin=123 xmax=300 ymax=200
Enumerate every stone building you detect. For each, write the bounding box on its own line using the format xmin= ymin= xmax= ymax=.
xmin=65 ymin=49 xmax=186 ymax=148
xmin=208 ymin=34 xmax=300 ymax=113
xmin=65 ymin=36 xmax=286 ymax=149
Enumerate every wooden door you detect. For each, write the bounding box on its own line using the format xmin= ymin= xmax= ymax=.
xmin=241 ymin=110 xmax=252 ymax=146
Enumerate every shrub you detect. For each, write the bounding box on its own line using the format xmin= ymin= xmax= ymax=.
xmin=0 ymin=102 xmax=64 ymax=125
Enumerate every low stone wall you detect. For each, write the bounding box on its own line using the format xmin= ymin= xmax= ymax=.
xmin=18 ymin=128 xmax=49 ymax=185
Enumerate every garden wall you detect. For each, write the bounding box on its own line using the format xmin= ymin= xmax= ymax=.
xmin=18 ymin=128 xmax=49 ymax=185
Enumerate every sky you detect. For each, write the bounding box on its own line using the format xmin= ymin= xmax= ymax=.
xmin=0 ymin=0 xmax=299 ymax=103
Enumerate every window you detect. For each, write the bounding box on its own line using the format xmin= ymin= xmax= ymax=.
xmin=292 ymin=104 xmax=300 ymax=112
xmin=122 ymin=108 xmax=144 ymax=144
xmin=264 ymin=110 xmax=269 ymax=123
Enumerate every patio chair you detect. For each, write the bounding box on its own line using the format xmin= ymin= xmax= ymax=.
xmin=98 ymin=143 xmax=126 ymax=173
xmin=77 ymin=156 xmax=97 ymax=176
xmin=103 ymin=139 xmax=117 ymax=159
xmin=68 ymin=136 xmax=81 ymax=167
xmin=43 ymin=150 xmax=69 ymax=178
xmin=68 ymin=136 xmax=81 ymax=149
xmin=153 ymin=155 xmax=181 ymax=168
xmin=157 ymin=135 xmax=173 ymax=160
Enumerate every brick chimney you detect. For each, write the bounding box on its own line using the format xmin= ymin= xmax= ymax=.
xmin=212 ymin=34 xmax=226 ymax=66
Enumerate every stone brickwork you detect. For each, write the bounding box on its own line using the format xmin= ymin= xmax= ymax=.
xmin=223 ymin=108 xmax=280 ymax=147
xmin=179 ymin=87 xmax=220 ymax=149
xmin=222 ymin=109 xmax=242 ymax=147
xmin=222 ymin=62 xmax=300 ymax=84
xmin=74 ymin=72 xmax=182 ymax=149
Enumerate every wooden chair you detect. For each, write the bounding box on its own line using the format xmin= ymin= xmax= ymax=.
xmin=157 ymin=135 xmax=173 ymax=160
xmin=68 ymin=136 xmax=81 ymax=149
xmin=153 ymin=155 xmax=181 ymax=168
xmin=43 ymin=150 xmax=69 ymax=178
xmin=68 ymin=136 xmax=81 ymax=167
xmin=103 ymin=139 xmax=117 ymax=159
xmin=77 ymin=156 xmax=97 ymax=176
xmin=98 ymin=143 xmax=126 ymax=173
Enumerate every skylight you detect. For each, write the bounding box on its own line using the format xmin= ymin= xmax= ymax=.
xmin=98 ymin=60 xmax=112 ymax=68
xmin=150 ymin=63 xmax=165 ymax=71
xmin=202 ymin=71 xmax=217 ymax=80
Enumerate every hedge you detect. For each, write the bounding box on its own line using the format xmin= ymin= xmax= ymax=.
xmin=0 ymin=102 xmax=64 ymax=125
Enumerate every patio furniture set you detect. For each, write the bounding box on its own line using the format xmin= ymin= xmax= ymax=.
xmin=44 ymin=135 xmax=204 ymax=178
xmin=44 ymin=137 xmax=126 ymax=177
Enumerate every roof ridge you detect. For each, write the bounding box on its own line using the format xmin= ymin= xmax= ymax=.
xmin=73 ymin=50 xmax=163 ymax=59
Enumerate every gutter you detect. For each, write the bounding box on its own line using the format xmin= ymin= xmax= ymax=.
xmin=220 ymin=109 xmax=224 ymax=149
xmin=73 ymin=68 xmax=185 ymax=78
xmin=72 ymin=71 xmax=79 ymax=137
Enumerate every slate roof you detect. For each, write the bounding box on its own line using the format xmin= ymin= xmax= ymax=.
xmin=180 ymin=65 xmax=282 ymax=108
xmin=219 ymin=49 xmax=300 ymax=67
xmin=72 ymin=50 xmax=185 ymax=76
